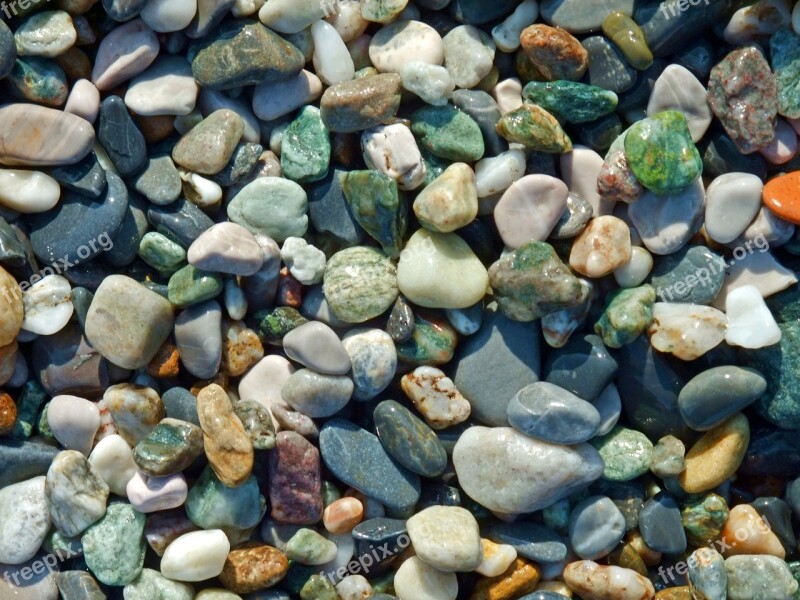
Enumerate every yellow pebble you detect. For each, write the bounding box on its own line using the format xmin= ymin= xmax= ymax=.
xmin=679 ymin=413 xmax=750 ymax=494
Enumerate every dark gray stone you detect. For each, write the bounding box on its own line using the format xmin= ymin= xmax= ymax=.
xmin=636 ymin=0 xmax=731 ymax=57
xmin=639 ymin=492 xmax=686 ymax=554
xmin=0 ymin=20 xmax=15 ymax=80
xmin=147 ymin=199 xmax=214 ymax=248
xmin=678 ymin=366 xmax=767 ymax=431
xmin=186 ymin=0 xmax=236 ymax=38
xmin=373 ymin=400 xmax=447 ymax=478
xmin=507 ymin=382 xmax=601 ymax=444
xmin=162 ymin=387 xmax=200 ymax=426
xmin=49 ymin=151 xmax=107 ymax=199
xmin=98 ymin=96 xmax=147 ymax=177
xmin=211 ymin=143 xmax=263 ymax=187
xmin=544 ymin=334 xmax=617 ymax=402
xmin=102 ymin=0 xmax=147 ymax=20
xmin=0 ymin=217 xmax=27 ymax=268
xmin=351 ymin=518 xmax=408 ymax=577
xmin=581 ymin=36 xmax=637 ymax=94
xmin=106 ymin=193 xmax=149 ymax=267
xmin=484 ymin=521 xmax=568 ymax=562
xmin=0 ymin=439 xmax=60 ymax=488
xmin=71 ymin=287 xmax=93 ymax=331
xmin=649 ymin=245 xmax=725 ymax=305
xmin=133 ymin=154 xmax=182 ymax=205
xmin=751 ymin=497 xmax=796 ymax=554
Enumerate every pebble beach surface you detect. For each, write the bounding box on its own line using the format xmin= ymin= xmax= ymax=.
xmin=1 ymin=0 xmax=800 ymax=599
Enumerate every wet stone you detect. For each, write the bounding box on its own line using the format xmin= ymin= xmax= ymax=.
xmin=507 ymin=382 xmax=600 ymax=444
xmin=638 ymin=492 xmax=686 ymax=554
xmin=373 ymin=400 xmax=447 ymax=478
xmin=544 ymin=333 xmax=618 ymax=402
xmin=98 ymin=95 xmax=147 ymax=177
xmin=568 ymin=495 xmax=626 ymax=560
xmin=648 ymin=245 xmax=725 ymax=305
xmin=185 ymin=466 xmax=264 ymax=530
xmin=484 ymin=521 xmax=568 ymax=563
xmin=582 ymin=36 xmax=637 ymax=94
xmin=592 ymin=426 xmax=653 ymax=482
xmin=82 ymin=502 xmax=146 ymax=586
xmin=46 ymin=450 xmax=109 ymax=537
xmin=133 ymin=418 xmax=204 ymax=477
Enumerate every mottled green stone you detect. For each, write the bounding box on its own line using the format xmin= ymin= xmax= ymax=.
xmin=523 ymin=80 xmax=618 ymax=124
xmin=132 ymin=418 xmax=204 ymax=477
xmin=281 ymin=106 xmax=331 ymax=184
xmin=285 ymin=528 xmax=335 ymax=564
xmin=167 ymin=264 xmax=223 ymax=308
xmin=81 ymin=503 xmax=146 ymax=586
xmin=395 ymin=312 xmax=458 ymax=366
xmin=681 ymin=493 xmax=729 ymax=547
xmin=373 ymin=400 xmax=447 ymax=478
xmin=771 ymin=28 xmax=800 ymax=119
xmin=123 ymin=568 xmax=194 ymax=600
xmin=340 ymin=170 xmax=407 ymax=258
xmin=233 ymin=399 xmax=276 ymax=450
xmin=411 ymin=104 xmax=485 ymax=162
xmin=138 ymin=231 xmax=187 ymax=276
xmin=8 ymin=57 xmax=68 ymax=107
xmin=624 ymin=110 xmax=702 ymax=195
xmin=299 ymin=574 xmax=338 ymax=600
xmin=252 ymin=306 xmax=308 ymax=346
xmin=322 ymin=481 xmax=341 ymax=508
xmin=185 ymin=466 xmax=265 ymax=530
xmin=591 ymin=426 xmax=653 ymax=481
xmin=601 ymin=11 xmax=653 ymax=70
xmin=323 ymin=246 xmax=398 ymax=323
xmin=594 ymin=285 xmax=656 ymax=348
xmin=496 ymin=105 xmax=573 ymax=152
xmin=13 ymin=379 xmax=48 ymax=440
xmin=488 ymin=240 xmax=588 ymax=322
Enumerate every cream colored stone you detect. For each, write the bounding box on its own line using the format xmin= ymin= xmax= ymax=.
xmin=414 ymin=163 xmax=477 ymax=232
xmin=569 ymin=216 xmax=632 ymax=278
xmin=648 ymin=303 xmax=727 ymax=361
xmin=400 ymin=366 xmax=471 ymax=429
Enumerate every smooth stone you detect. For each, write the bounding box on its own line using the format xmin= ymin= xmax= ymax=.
xmin=395 ymin=310 xmax=458 ymax=366
xmin=140 ymin=0 xmax=197 ymax=32
xmin=363 ymin=123 xmax=426 ymax=191
xmin=0 ymin=104 xmax=94 ymax=167
xmin=281 ymin=106 xmax=331 ymax=184
xmin=123 ymin=568 xmax=195 ymax=600
xmin=285 ymin=529 xmax=337 ymax=565
xmin=138 ymin=231 xmax=187 ymax=275
xmin=411 ymin=104 xmax=485 ymax=162
xmin=648 ymin=245 xmax=725 ymax=305
xmin=721 ymin=504 xmax=784 ymax=558
xmin=283 ymin=321 xmax=351 ymax=376
xmin=55 ymin=571 xmax=105 ymax=600
xmin=308 ymin=170 xmax=365 ymax=246
xmin=253 ymin=70 xmax=322 ymax=121
xmin=47 ymin=395 xmax=100 ymax=456
xmin=593 ymin=285 xmax=655 ymax=349
xmin=445 ymin=302 xmax=483 ymax=336
xmin=0 ymin=20 xmax=15 ymax=79
xmin=647 ymin=65 xmax=712 ymax=143
xmin=650 ymin=435 xmax=685 ymax=478
xmin=771 ymin=28 xmax=800 ymax=119
xmin=233 ymin=398 xmax=276 ymax=450
xmin=320 ymin=419 xmax=421 ymax=510
xmin=281 ymin=369 xmax=353 ymax=418
xmin=323 ymin=247 xmax=398 ymax=323
xmin=582 ymin=35 xmax=636 ymax=94
xmin=340 ymin=329 xmax=396 ymax=401
xmin=160 ymin=529 xmax=230 ymax=582
xmin=496 ymin=105 xmax=572 ymax=153
xmin=268 ymin=431 xmax=323 ymax=524
xmin=350 ymin=517 xmax=407 ymax=574
xmin=406 ymin=506 xmax=481 ymax=572
xmin=218 ymin=543 xmax=289 ymax=595
xmin=168 ymin=265 xmax=224 ymax=308
xmin=133 ymin=418 xmax=204 ymax=477
xmin=759 ymin=117 xmax=798 ymax=165
xmin=103 ymin=384 xmax=164 ymax=446
xmin=638 ymin=492 xmax=686 ymax=554
xmin=323 ymin=497 xmax=364 ymax=534
xmin=102 ymin=0 xmax=147 ymax=21
xmin=311 ymin=19 xmax=354 ymax=86
xmin=134 ymin=154 xmax=182 ymax=205
xmin=0 ymin=169 xmax=59 ymax=214
xmin=281 ymin=238 xmax=325 ymax=284
xmin=386 ymin=295 xmax=415 ymax=343
xmin=125 ymin=56 xmax=198 ymax=116
xmin=540 ymin=0 xmax=635 ymax=33
xmin=519 ymin=23 xmax=587 ymax=81
xmin=679 ymin=414 xmax=750 ymax=493
xmin=227 ymin=177 xmax=308 ymax=243
xmin=401 ymin=366 xmax=471 ymax=430
xmin=21 ymin=274 xmax=73 ymax=336
xmin=64 ymin=78 xmax=101 ymax=123
xmin=482 ymin=521 xmax=566 ymax=564
xmin=568 ymin=496 xmax=626 ymax=560
xmin=442 ymin=25 xmax=495 ymax=89
xmin=46 ymin=450 xmax=109 ymax=537
xmin=592 ymin=383 xmax=622 ymax=437
xmin=725 ymin=555 xmax=798 ymax=600
xmin=172 ymin=109 xmax=244 ymax=176
xmin=394 ymin=556 xmax=457 ymax=600
xmin=368 ymin=20 xmax=444 ymax=74
xmin=98 ymin=95 xmax=147 ymax=177
xmin=88 ymin=434 xmax=138 ymax=496
xmin=401 ymin=61 xmax=454 ymax=106
xmin=91 ymin=19 xmax=159 ymax=91
xmin=602 ymin=10 xmax=652 ymax=70
xmin=190 ymin=20 xmax=304 ymax=90
xmin=687 ymin=548 xmax=726 ymax=600
xmin=185 ymin=0 xmax=236 ymax=38
xmin=628 ymin=178 xmax=705 ymax=255
xmin=162 ymin=388 xmax=200 ymax=426
xmin=592 ymin=426 xmax=653 ymax=482
xmin=82 ymin=502 xmax=145 ymax=586
xmin=523 ymin=80 xmax=618 ymax=124
xmin=0 ymin=440 xmax=60 ymax=489
xmin=507 ymin=381 xmax=601 ymax=444
xmin=751 ymin=497 xmax=796 ymax=554
xmin=8 ymin=56 xmax=68 ymax=107
xmin=561 ymin=146 xmax=609 ymax=218
xmin=185 ymin=466 xmax=263 ymax=530
xmin=374 ymin=400 xmax=447 ymax=478
xmin=0 ymin=477 xmax=50 ymax=565
xmin=198 ymin=88 xmax=261 ymax=145
xmin=495 ymin=175 xmax=568 ymax=247
xmin=569 ymin=215 xmax=632 ymax=278
xmin=563 ymin=561 xmax=654 ymax=600
xmin=712 ymin=250 xmax=797 ymax=310
xmin=648 ymin=302 xmax=727 ymax=361
xmin=258 ymin=0 xmax=327 ymax=33
xmin=320 ymin=74 xmax=403 ymax=133
xmin=544 ymin=333 xmax=617 ymax=402
xmin=725 ymin=285 xmax=782 ymax=349
xmin=397 ymin=229 xmax=488 ymax=309
xmin=474 ymin=149 xmax=525 ymax=201
xmin=187 ymin=222 xmax=263 ymax=277
xmin=147 ymin=198 xmax=215 ymax=249
xmin=452 ymin=89 xmax=508 ymax=156
xmin=341 ymin=169 xmax=406 ymax=257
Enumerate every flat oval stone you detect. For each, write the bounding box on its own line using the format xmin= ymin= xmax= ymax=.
xmin=323 ymin=246 xmax=398 ymax=323
xmin=82 ymin=502 xmax=146 ymax=586
xmin=281 ymin=369 xmax=353 ymax=418
xmin=172 ymin=109 xmax=244 ymax=176
xmin=374 ymin=400 xmax=447 ymax=478
xmin=320 ymin=419 xmax=421 ymax=510
xmin=187 ymin=222 xmax=264 ymax=276
xmin=46 ymin=450 xmax=110 ymax=537
xmin=268 ymin=431 xmax=323 ymax=524
xmin=140 ymin=0 xmax=197 ymax=32
xmin=125 ymin=55 xmax=198 ymax=116
xmin=21 ymin=274 xmax=73 ymax=336
xmin=639 ymin=492 xmax=686 ymax=554
xmin=160 ymin=529 xmax=230 ymax=582
xmin=283 ymin=321 xmax=351 ymax=376
xmin=168 ymin=265 xmax=224 ymax=308
xmin=103 ymin=384 xmax=164 ymax=446
xmin=320 ymin=74 xmax=402 ymax=134
xmin=648 ymin=244 xmax=725 ymax=304
xmin=647 ymin=64 xmax=712 ymax=143
xmin=679 ymin=413 xmax=750 ymax=494
xmin=544 ymin=333 xmax=617 ymax=402
xmin=679 ymin=366 xmax=767 ymax=431
xmin=495 ymin=175 xmax=568 ymax=247
xmin=98 ymin=95 xmax=147 ymax=177
xmin=507 ymin=382 xmax=601 ymax=444
xmin=47 ymin=395 xmax=100 ymax=457
xmin=568 ymin=496 xmax=626 ymax=560
xmin=0 ymin=168 xmax=61 ymax=213
xmin=524 ymin=80 xmax=618 ymax=125
xmin=564 ymin=561 xmax=655 ymax=600
xmin=406 ymin=506 xmax=482 ymax=572
xmin=342 ymin=328 xmax=397 ymax=401
xmin=91 ymin=19 xmax=159 ymax=91
xmin=227 ymin=176 xmax=308 ymax=242
xmin=453 ymin=426 xmax=603 ymax=516
xmin=0 ymin=476 xmax=50 ymax=565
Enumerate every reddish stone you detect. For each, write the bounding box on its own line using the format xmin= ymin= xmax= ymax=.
xmin=0 ymin=391 xmax=17 ymax=436
xmin=520 ymin=24 xmax=588 ymax=82
xmin=268 ymin=431 xmax=323 ymax=525
xmin=278 ymin=267 xmax=303 ymax=308
xmin=763 ymin=171 xmax=800 ymax=225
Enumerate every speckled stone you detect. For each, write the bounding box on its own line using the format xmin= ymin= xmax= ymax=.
xmin=520 ymin=24 xmax=588 ymax=81
xmin=395 ymin=311 xmax=459 ymax=367
xmin=523 ymin=80 xmax=618 ymax=124
xmin=771 ymin=28 xmax=800 ymax=119
xmin=323 ymin=247 xmax=398 ymax=323
xmin=233 ymin=399 xmax=276 ymax=450
xmin=82 ymin=502 xmax=146 ymax=586
xmin=411 ymin=104 xmax=485 ymax=162
xmin=268 ymin=431 xmax=323 ymax=525
xmin=319 ymin=74 xmax=402 ymax=134
xmin=594 ymin=285 xmax=655 ymax=349
xmin=725 ymin=555 xmax=798 ymax=600
xmin=592 ymin=426 xmax=653 ymax=481
xmin=374 ymin=400 xmax=447 ymax=478
xmin=46 ymin=450 xmax=109 ymax=537
xmin=219 ymin=543 xmax=289 ymax=594
xmin=342 ymin=329 xmax=397 ymax=401
xmin=133 ymin=418 xmax=204 ymax=477
xmin=281 ymin=106 xmax=330 ymax=184
xmin=497 ymin=105 xmax=573 ymax=153
xmin=581 ymin=35 xmax=637 ymax=94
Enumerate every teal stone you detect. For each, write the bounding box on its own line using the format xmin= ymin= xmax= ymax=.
xmin=624 ymin=110 xmax=702 ymax=195
xmin=523 ymin=80 xmax=618 ymax=124
xmin=167 ymin=264 xmax=224 ymax=308
xmin=678 ymin=366 xmax=767 ymax=431
xmin=253 ymin=306 xmax=308 ymax=346
xmin=81 ymin=503 xmax=146 ymax=586
xmin=233 ymin=399 xmax=277 ymax=450
xmin=421 ymin=149 xmax=450 ymax=187
xmin=340 ymin=170 xmax=407 ymax=258
xmin=185 ymin=466 xmax=265 ymax=530
xmin=138 ymin=231 xmax=187 ymax=276
xmin=576 ymin=113 xmax=623 ymax=152
xmin=395 ymin=312 xmax=458 ymax=366
xmin=132 ymin=418 xmax=204 ymax=477
xmin=681 ymin=493 xmax=729 ymax=547
xmin=8 ymin=57 xmax=68 ymax=107
xmin=319 ymin=419 xmax=421 ymax=510
xmin=281 ymin=106 xmax=331 ymax=184
xmin=11 ymin=379 xmax=48 ymax=440
xmin=322 ymin=481 xmax=341 ymax=508
xmin=227 ymin=176 xmax=308 ymax=242
xmin=410 ymin=104 xmax=485 ymax=162
xmin=123 ymin=568 xmax=194 ymax=600
xmin=373 ymin=400 xmax=447 ymax=478
xmin=741 ymin=321 xmax=800 ymax=430
xmin=591 ymin=426 xmax=653 ymax=482
xmin=770 ymin=28 xmax=800 ymax=119
xmin=594 ymin=285 xmax=656 ymax=349
xmin=766 ymin=285 xmax=800 ymax=324
xmin=649 ymin=245 xmax=725 ymax=304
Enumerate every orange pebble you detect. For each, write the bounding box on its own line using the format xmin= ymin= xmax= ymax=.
xmin=763 ymin=171 xmax=800 ymax=224
xmin=720 ymin=504 xmax=785 ymax=558
xmin=0 ymin=391 xmax=17 ymax=436
xmin=323 ymin=497 xmax=364 ymax=534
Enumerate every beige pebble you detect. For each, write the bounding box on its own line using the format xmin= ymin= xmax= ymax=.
xmin=679 ymin=413 xmax=750 ymax=494
xmin=720 ymin=504 xmax=785 ymax=559
xmin=476 ymin=538 xmax=517 ymax=577
xmin=400 ymin=366 xmax=471 ymax=430
xmin=323 ymin=497 xmax=364 ymax=534
xmin=563 ymin=560 xmax=655 ymax=600
xmin=648 ymin=303 xmax=727 ymax=361
xmin=0 ymin=265 xmax=23 ymax=346
xmin=570 ymin=216 xmax=632 ymax=278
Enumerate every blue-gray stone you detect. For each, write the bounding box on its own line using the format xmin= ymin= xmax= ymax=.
xmin=185 ymin=466 xmax=265 ymax=530
xmin=616 ymin=59 xmax=667 ymax=114
xmin=484 ymin=521 xmax=568 ymax=562
xmin=507 ymin=382 xmax=601 ymax=444
xmin=674 ymin=36 xmax=716 ymax=80
xmin=308 ymin=169 xmax=365 ymax=246
xmin=451 ymin=90 xmax=508 ymax=157
xmin=636 ymin=0 xmax=731 ymax=57
xmin=49 ymin=152 xmax=107 ymax=199
xmin=638 ymin=492 xmax=686 ymax=554
xmin=751 ymin=497 xmax=796 ymax=554
xmin=649 ymin=245 xmax=725 ymax=305
xmin=162 ymin=388 xmax=200 ymax=426
xmin=0 ymin=217 xmax=26 ymax=268
xmin=0 ymin=20 xmax=15 ymax=80
xmin=29 ymin=170 xmax=128 ymax=268
xmin=373 ymin=400 xmax=447 ymax=479
xmin=787 ymin=478 xmax=800 ymax=519
xmin=678 ymin=366 xmax=767 ymax=431
xmin=568 ymin=495 xmax=626 ymax=560
xmin=581 ymin=36 xmax=637 ymax=95
xmin=106 ymin=193 xmax=149 ymax=267
xmin=589 ymin=479 xmax=646 ymax=532
xmin=319 ymin=420 xmax=420 ymax=511
xmin=98 ymin=96 xmax=147 ymax=177
xmin=133 ymin=154 xmax=182 ymax=205
xmin=450 ymin=304 xmax=541 ymax=426
xmin=102 ymin=0 xmax=147 ymax=20
xmin=351 ymin=518 xmax=408 ymax=576
xmin=445 ymin=301 xmax=484 ymax=336
xmin=449 ymin=0 xmax=517 ymax=24
xmin=0 ymin=440 xmax=60 ymax=488
xmin=740 ymin=428 xmax=800 ymax=478
xmin=186 ymin=0 xmax=236 ymax=39
xmin=540 ymin=0 xmax=636 ymax=33
xmin=147 ymin=199 xmax=214 ymax=248
xmin=418 ymin=485 xmax=461 ymax=510
xmin=544 ymin=334 xmax=617 ymax=402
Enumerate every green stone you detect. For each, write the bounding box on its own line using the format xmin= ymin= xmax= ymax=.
xmin=601 ymin=11 xmax=653 ymax=70
xmin=138 ymin=232 xmax=187 ymax=276
xmin=299 ymin=574 xmax=338 ymax=600
xmin=341 ymin=170 xmax=407 ymax=258
xmin=81 ymin=502 xmax=146 ymax=586
xmin=42 ymin=529 xmax=82 ymax=558
xmin=373 ymin=400 xmax=447 ymax=478
xmin=123 ymin=568 xmax=194 ymax=600
xmin=8 ymin=57 xmax=67 ymax=107
xmin=624 ymin=110 xmax=702 ymax=195
xmin=488 ymin=240 xmax=588 ymax=322
xmin=227 ymin=176 xmax=308 ymax=242
xmin=410 ymin=104 xmax=485 ymax=162
xmin=190 ymin=20 xmax=304 ymax=90
xmin=167 ymin=264 xmax=223 ymax=308
xmin=185 ymin=466 xmax=265 ymax=530
xmin=132 ymin=418 xmax=204 ymax=477
xmin=322 ymin=481 xmax=341 ymax=508
xmin=770 ymin=28 xmax=800 ymax=119
xmin=285 ymin=528 xmax=336 ymax=564
xmin=522 ymin=80 xmax=618 ymax=124
xmin=591 ymin=426 xmax=653 ymax=481
xmin=36 ymin=403 xmax=55 ymax=441
xmin=594 ymin=285 xmax=656 ymax=349
xmin=395 ymin=312 xmax=458 ymax=366
xmin=542 ymin=498 xmax=571 ymax=534
xmin=788 ymin=561 xmax=800 ymax=599
xmin=680 ymin=493 xmax=729 ymax=547
xmin=496 ymin=105 xmax=573 ymax=153
xmin=421 ymin=149 xmax=450 ymax=187
xmin=281 ymin=106 xmax=331 ymax=184
xmin=233 ymin=399 xmax=277 ymax=450
xmin=252 ymin=306 xmax=308 ymax=346
xmin=323 ymin=246 xmax=398 ymax=323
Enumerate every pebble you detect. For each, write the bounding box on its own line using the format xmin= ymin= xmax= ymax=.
xmin=628 ymin=179 xmax=705 ymax=255
xmin=520 ymin=24 xmax=587 ymax=81
xmin=592 ymin=426 xmax=653 ymax=482
xmin=725 ymin=285 xmax=782 ymax=349
xmin=281 ymin=369 xmax=353 ymax=418
xmin=185 ymin=466 xmax=262 ymax=530
xmin=648 ymin=302 xmax=727 ymax=361
xmin=123 ymin=568 xmax=194 ymax=600
xmin=133 ymin=418 xmax=204 ymax=477
xmin=394 ymin=556 xmax=457 ymax=600
xmin=687 ymin=548 xmax=726 ymax=600
xmin=568 ymin=496 xmax=626 ymax=560
xmin=0 ymin=169 xmax=61 ymax=214
xmin=374 ymin=400 xmax=447 ymax=478
xmin=282 ymin=105 xmax=331 ymax=184
xmin=507 ymin=382 xmax=601 ymax=444
xmin=759 ymin=117 xmax=798 ymax=165
xmin=323 ymin=246 xmax=398 ymax=323
xmin=524 ymin=80 xmax=618 ymax=124
xmin=453 ymin=89 xmax=508 ymax=156
xmin=442 ymin=25 xmax=495 ymax=89
xmin=88 ymin=434 xmax=138 ymax=496
xmin=725 ymin=555 xmax=798 ymax=600
xmin=650 ymin=435 xmax=685 ymax=478
xmin=228 ymin=176 xmax=308 ymax=242
xmin=413 ymin=163 xmax=477 ymax=232
xmin=91 ymin=19 xmax=159 ymax=91
xmin=563 ymin=561 xmax=655 ymax=600
xmin=639 ymin=492 xmax=686 ymax=554
xmin=679 ymin=413 xmax=750 ymax=494
xmin=233 ymin=399 xmax=275 ymax=450
xmin=362 ymin=123 xmax=426 ymax=191
xmin=320 ymin=74 xmax=402 ymax=133
xmin=46 ymin=450 xmax=109 ymax=537
xmin=400 ymin=366 xmax=471 ymax=429
xmin=771 ymin=28 xmax=800 ymax=120
xmin=401 ymin=61 xmax=454 ymax=106
xmin=594 ymin=285 xmax=655 ymax=349
xmin=497 ymin=105 xmax=573 ymax=153
xmin=101 ymin=384 xmax=163 ymax=447
xmin=582 ymin=36 xmax=637 ymax=94
xmin=172 ymin=109 xmax=243 ymax=176
xmin=323 ymin=497 xmax=364 ymax=534
xmin=342 ymin=329 xmax=397 ymax=401
xmin=311 ymin=20 xmax=354 ymax=86
xmin=341 ymin=169 xmax=405 ymax=257
xmin=720 ymin=504 xmax=785 ymax=558
xmin=647 ymin=65 xmax=711 ymax=143
xmin=20 ymin=274 xmax=72 ymax=337
xmin=494 ymin=175 xmax=568 ymax=247
xmin=405 ymin=506 xmax=482 ymax=572
xmin=368 ymin=20 xmax=444 ymax=74
xmin=268 ymin=431 xmax=323 ymax=525
xmin=679 ymin=366 xmax=766 ymax=432
xmin=569 ymin=215 xmax=632 ymax=278
xmin=124 ymin=57 xmax=197 ymax=119
xmin=0 ymin=476 xmax=50 ymax=565
xmin=218 ymin=543 xmax=288 ymax=594
xmin=286 ymin=528 xmax=338 ymax=565
xmin=47 ymin=395 xmax=100 ymax=457
xmin=174 ymin=300 xmax=222 ymax=379
xmin=706 ymin=172 xmax=765 ymax=244
xmin=82 ymin=502 xmax=146 ymax=585
xmin=160 ymin=529 xmax=230 ymax=582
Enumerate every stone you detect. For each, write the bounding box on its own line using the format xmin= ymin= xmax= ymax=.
xmin=281 ymin=369 xmax=353 ymax=418
xmin=453 ymin=426 xmax=603 ymax=516
xmin=523 ymin=80 xmax=618 ymax=124
xmin=320 ymin=74 xmax=402 ymax=133
xmin=594 ymin=285 xmax=656 ymax=349
xmin=519 ymin=24 xmax=587 ymax=81
xmin=103 ymin=384 xmax=164 ymax=446
xmin=720 ymin=504 xmax=784 ymax=558
xmin=323 ymin=497 xmax=364 ymax=534
xmin=470 ymin=557 xmax=541 ymax=600
xmin=650 ymin=435 xmax=685 ymax=478
xmin=563 ymin=561 xmax=655 ymax=600
xmin=341 ymin=170 xmax=406 ymax=257
xmin=56 ymin=571 xmax=105 ymax=600
xmin=647 ymin=65 xmax=712 ymax=143
xmin=508 ymin=382 xmax=601 ymax=444
xmin=286 ymin=528 xmax=337 ymax=565
xmin=342 ymin=329 xmax=397 ymax=401
xmin=395 ymin=311 xmax=459 ymax=366
xmin=172 ymin=109 xmax=243 ymax=176
xmin=686 ymin=548 xmax=726 ymax=600
xmin=91 ymin=19 xmax=159 ymax=91
xmin=581 ymin=36 xmax=637 ymax=94
xmin=404 ymin=506 xmax=482 ymax=572
xmin=401 ymin=61 xmax=454 ymax=106
xmin=394 ymin=556 xmax=457 ymax=600
xmin=320 ymin=419 xmax=420 ymax=510
xmin=133 ymin=418 xmax=204 ymax=477
xmin=254 ymin=70 xmax=322 ymax=121
xmin=495 ymin=175 xmax=568 ymax=247
xmin=190 ymin=20 xmax=304 ymax=90
xmin=413 ymin=163 xmax=477 ymax=233
xmin=0 ymin=168 xmax=61 ymax=213
xmin=311 ymin=19 xmax=354 ymax=86
xmin=544 ymin=333 xmax=617 ymax=402
xmin=602 ymin=10 xmax=652 ymax=70
xmin=679 ymin=413 xmax=750 ymax=494
xmin=46 ymin=450 xmax=109 ymax=537
xmin=82 ymin=502 xmax=146 ymax=586
xmin=453 ymin=89 xmax=508 ymax=156
xmin=411 ymin=104 xmax=485 ymax=162
xmin=0 ymin=21 xmax=12 ymax=79
xmin=639 ymin=492 xmax=686 ymax=555
xmin=123 ymin=568 xmax=194 ymax=600
xmin=441 ymin=25 xmax=495 ymax=89
xmin=187 ymin=222 xmax=264 ymax=276
xmin=400 ymin=366 xmax=471 ymax=429
xmin=568 ymin=496 xmax=626 ymax=560
xmin=227 ymin=176 xmax=308 ymax=243
xmin=281 ymin=106 xmax=331 ymax=184
xmin=219 ymin=543 xmax=289 ymax=594
xmin=648 ymin=303 xmax=727 ymax=361
xmin=496 ymin=105 xmax=572 ymax=153
xmin=14 ymin=11 xmax=75 ymax=57
xmin=88 ymin=434 xmax=138 ymax=497
xmin=569 ymin=216 xmax=632 ymax=278
xmin=85 ymin=275 xmax=174 ymax=370
xmin=168 ymin=265 xmax=224 ymax=308
xmin=679 ymin=366 xmax=767 ymax=432
xmin=308 ymin=170 xmax=364 ymax=246
xmin=725 ymin=285 xmax=781 ymax=349
xmin=197 ymin=384 xmax=254 ymax=487
xmin=648 ymin=245 xmax=725 ymax=304
xmin=725 ymin=555 xmax=798 ymax=600
xmin=175 ymin=300 xmax=222 ymax=379
xmin=233 ymin=399 xmax=275 ymax=450
xmin=0 ymin=477 xmax=50 ymax=565
xmin=185 ymin=466 xmax=263 ymax=530
xmin=771 ymin=28 xmax=800 ymax=119
xmin=539 ymin=0 xmax=635 ymax=33
xmin=268 ymin=431 xmax=323 ymax=525
xmin=374 ymin=400 xmax=447 ymax=478
xmin=8 ymin=56 xmax=68 ymax=108
xmin=323 ymin=247 xmax=398 ymax=323
xmin=368 ymin=20 xmax=443 ymax=73
xmin=591 ymin=426 xmax=653 ymax=482
xmin=160 ymin=529 xmax=230 ymax=582
xmin=280 ymin=238 xmax=326 ymax=286
xmin=707 ymin=46 xmax=778 ymax=154
xmin=98 ymin=95 xmax=147 ymax=178
xmin=47 ymin=395 xmax=100 ymax=456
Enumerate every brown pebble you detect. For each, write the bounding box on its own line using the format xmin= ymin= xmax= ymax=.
xmin=278 ymin=267 xmax=303 ymax=308
xmin=54 ymin=47 xmax=92 ymax=81
xmin=0 ymin=266 xmax=23 ymax=346
xmin=219 ymin=542 xmax=289 ymax=594
xmin=0 ymin=391 xmax=17 ymax=436
xmin=626 ymin=530 xmax=662 ymax=566
xmin=147 ymin=341 xmax=181 ymax=378
xmin=222 ymin=320 xmax=264 ymax=377
xmin=134 ymin=114 xmax=175 ymax=144
xmin=469 ymin=558 xmax=541 ymax=600
xmin=520 ymin=24 xmax=588 ymax=81
xmin=679 ymin=413 xmax=750 ymax=494
xmin=0 ymin=341 xmax=18 ymax=387
xmin=323 ymin=497 xmax=364 ymax=534
xmin=331 ymin=132 xmax=359 ymax=166
xmin=608 ymin=543 xmax=648 ymax=576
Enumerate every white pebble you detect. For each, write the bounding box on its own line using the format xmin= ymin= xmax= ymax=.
xmin=705 ymin=172 xmax=763 ymax=244
xmin=713 ymin=250 xmax=798 ymax=309
xmin=394 ymin=556 xmax=457 ymax=600
xmin=281 ymin=237 xmax=327 ymax=285
xmin=14 ymin=10 xmax=76 ymax=58
xmin=474 ymin=148 xmax=526 ymax=198
xmin=259 ymin=0 xmax=330 ymax=33
xmin=335 ymin=574 xmax=373 ymax=600
xmin=127 ymin=471 xmax=189 ymax=513
xmin=0 ymin=169 xmax=61 ymax=214
xmin=561 ymin=146 xmax=611 ymax=217
xmin=65 ymin=78 xmax=101 ymax=123
xmin=21 ymin=274 xmax=73 ymax=336
xmin=161 ymin=530 xmax=231 ymax=582
xmin=400 ymin=61 xmax=454 ymax=106
xmin=180 ymin=171 xmax=223 ymax=208
xmin=494 ymin=174 xmax=568 ymax=247
xmin=326 ymin=0 xmax=369 ymax=42
xmin=362 ymin=123 xmax=426 ymax=190
xmin=312 ymin=20 xmax=355 ymax=85
xmin=476 ymin=539 xmax=517 ymax=577
xmin=614 ymin=246 xmax=654 ymax=288
xmin=725 ymin=284 xmax=782 ymax=349
xmin=88 ymin=434 xmax=138 ymax=497
xmin=48 ymin=395 xmax=101 ymax=457
xmin=649 ymin=303 xmax=728 ymax=361
xmin=492 ymin=78 xmax=523 ymax=115
xmin=443 ymin=25 xmax=495 ymax=89
xmin=125 ymin=55 xmax=199 ymax=116
xmin=492 ymin=0 xmax=539 ymax=52
xmin=369 ymin=20 xmax=444 ymax=74
xmin=140 ymin=0 xmax=197 ymax=32
xmin=760 ymin=118 xmax=798 ymax=165
xmin=647 ymin=64 xmax=712 ymax=143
